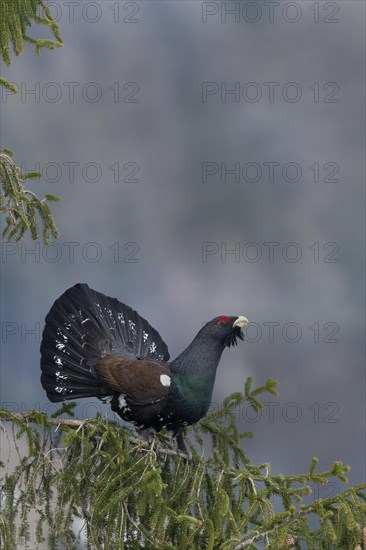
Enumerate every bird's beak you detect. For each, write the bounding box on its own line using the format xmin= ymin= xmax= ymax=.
xmin=233 ymin=316 xmax=249 ymax=328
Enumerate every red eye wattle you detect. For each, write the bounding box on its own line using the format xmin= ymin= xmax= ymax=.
xmin=217 ymin=316 xmax=230 ymax=325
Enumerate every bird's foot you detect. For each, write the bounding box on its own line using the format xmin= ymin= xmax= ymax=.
xmin=136 ymin=427 xmax=154 ymax=441
xmin=135 ymin=427 xmax=157 ymax=447
xmin=175 ymin=430 xmax=192 ymax=461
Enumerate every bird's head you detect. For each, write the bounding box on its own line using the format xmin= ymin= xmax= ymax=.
xmin=170 ymin=315 xmax=249 ymax=376
xmin=204 ymin=315 xmax=249 ymax=348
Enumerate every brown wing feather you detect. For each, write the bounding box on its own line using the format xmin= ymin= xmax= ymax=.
xmin=96 ymin=355 xmax=171 ymax=405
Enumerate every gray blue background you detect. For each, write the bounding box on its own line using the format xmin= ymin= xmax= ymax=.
xmin=1 ymin=1 xmax=365 ymax=490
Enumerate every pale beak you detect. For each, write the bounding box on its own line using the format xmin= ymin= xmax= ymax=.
xmin=233 ymin=316 xmax=249 ymax=328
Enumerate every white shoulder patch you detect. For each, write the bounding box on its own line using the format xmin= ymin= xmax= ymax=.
xmin=118 ymin=394 xmax=126 ymax=409
xmin=160 ymin=374 xmax=171 ymax=387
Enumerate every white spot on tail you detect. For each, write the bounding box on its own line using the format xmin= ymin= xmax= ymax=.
xmin=149 ymin=342 xmax=157 ymax=353
xmin=55 ymin=386 xmax=68 ymax=394
xmin=117 ymin=312 xmax=125 ymax=324
xmin=56 ymin=371 xmax=68 ymax=381
xmin=160 ymin=374 xmax=171 ymax=387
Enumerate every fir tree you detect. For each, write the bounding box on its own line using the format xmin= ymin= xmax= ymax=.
xmin=0 ymin=0 xmax=62 ymax=243
xmin=0 ymin=378 xmax=365 ymax=549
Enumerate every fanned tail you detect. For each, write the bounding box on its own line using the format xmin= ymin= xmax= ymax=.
xmin=40 ymin=283 xmax=170 ymax=402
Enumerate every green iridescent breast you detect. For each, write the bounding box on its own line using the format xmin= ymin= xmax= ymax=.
xmin=173 ymin=372 xmax=215 ymax=407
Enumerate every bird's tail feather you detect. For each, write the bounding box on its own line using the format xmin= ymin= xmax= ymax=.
xmin=40 ymin=283 xmax=170 ymax=402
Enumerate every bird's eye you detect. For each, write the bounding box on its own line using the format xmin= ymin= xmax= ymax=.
xmin=217 ymin=316 xmax=230 ymax=325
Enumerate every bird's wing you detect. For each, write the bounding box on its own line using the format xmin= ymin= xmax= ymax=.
xmin=96 ymin=355 xmax=172 ymax=405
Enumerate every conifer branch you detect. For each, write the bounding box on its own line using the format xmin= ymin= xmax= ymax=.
xmin=0 ymin=380 xmax=365 ymax=549
xmin=0 ymin=411 xmax=189 ymax=460
xmin=0 ymin=149 xmax=60 ymax=244
xmin=234 ymin=487 xmax=366 ymax=549
xmin=1 ymin=2 xmax=62 ymax=241
xmin=0 ymin=0 xmax=62 ymax=93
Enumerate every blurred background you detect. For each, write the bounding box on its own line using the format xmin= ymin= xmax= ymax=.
xmin=1 ymin=1 xmax=364 ymax=489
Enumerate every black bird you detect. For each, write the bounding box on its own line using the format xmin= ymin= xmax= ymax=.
xmin=40 ymin=284 xmax=248 ymax=454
